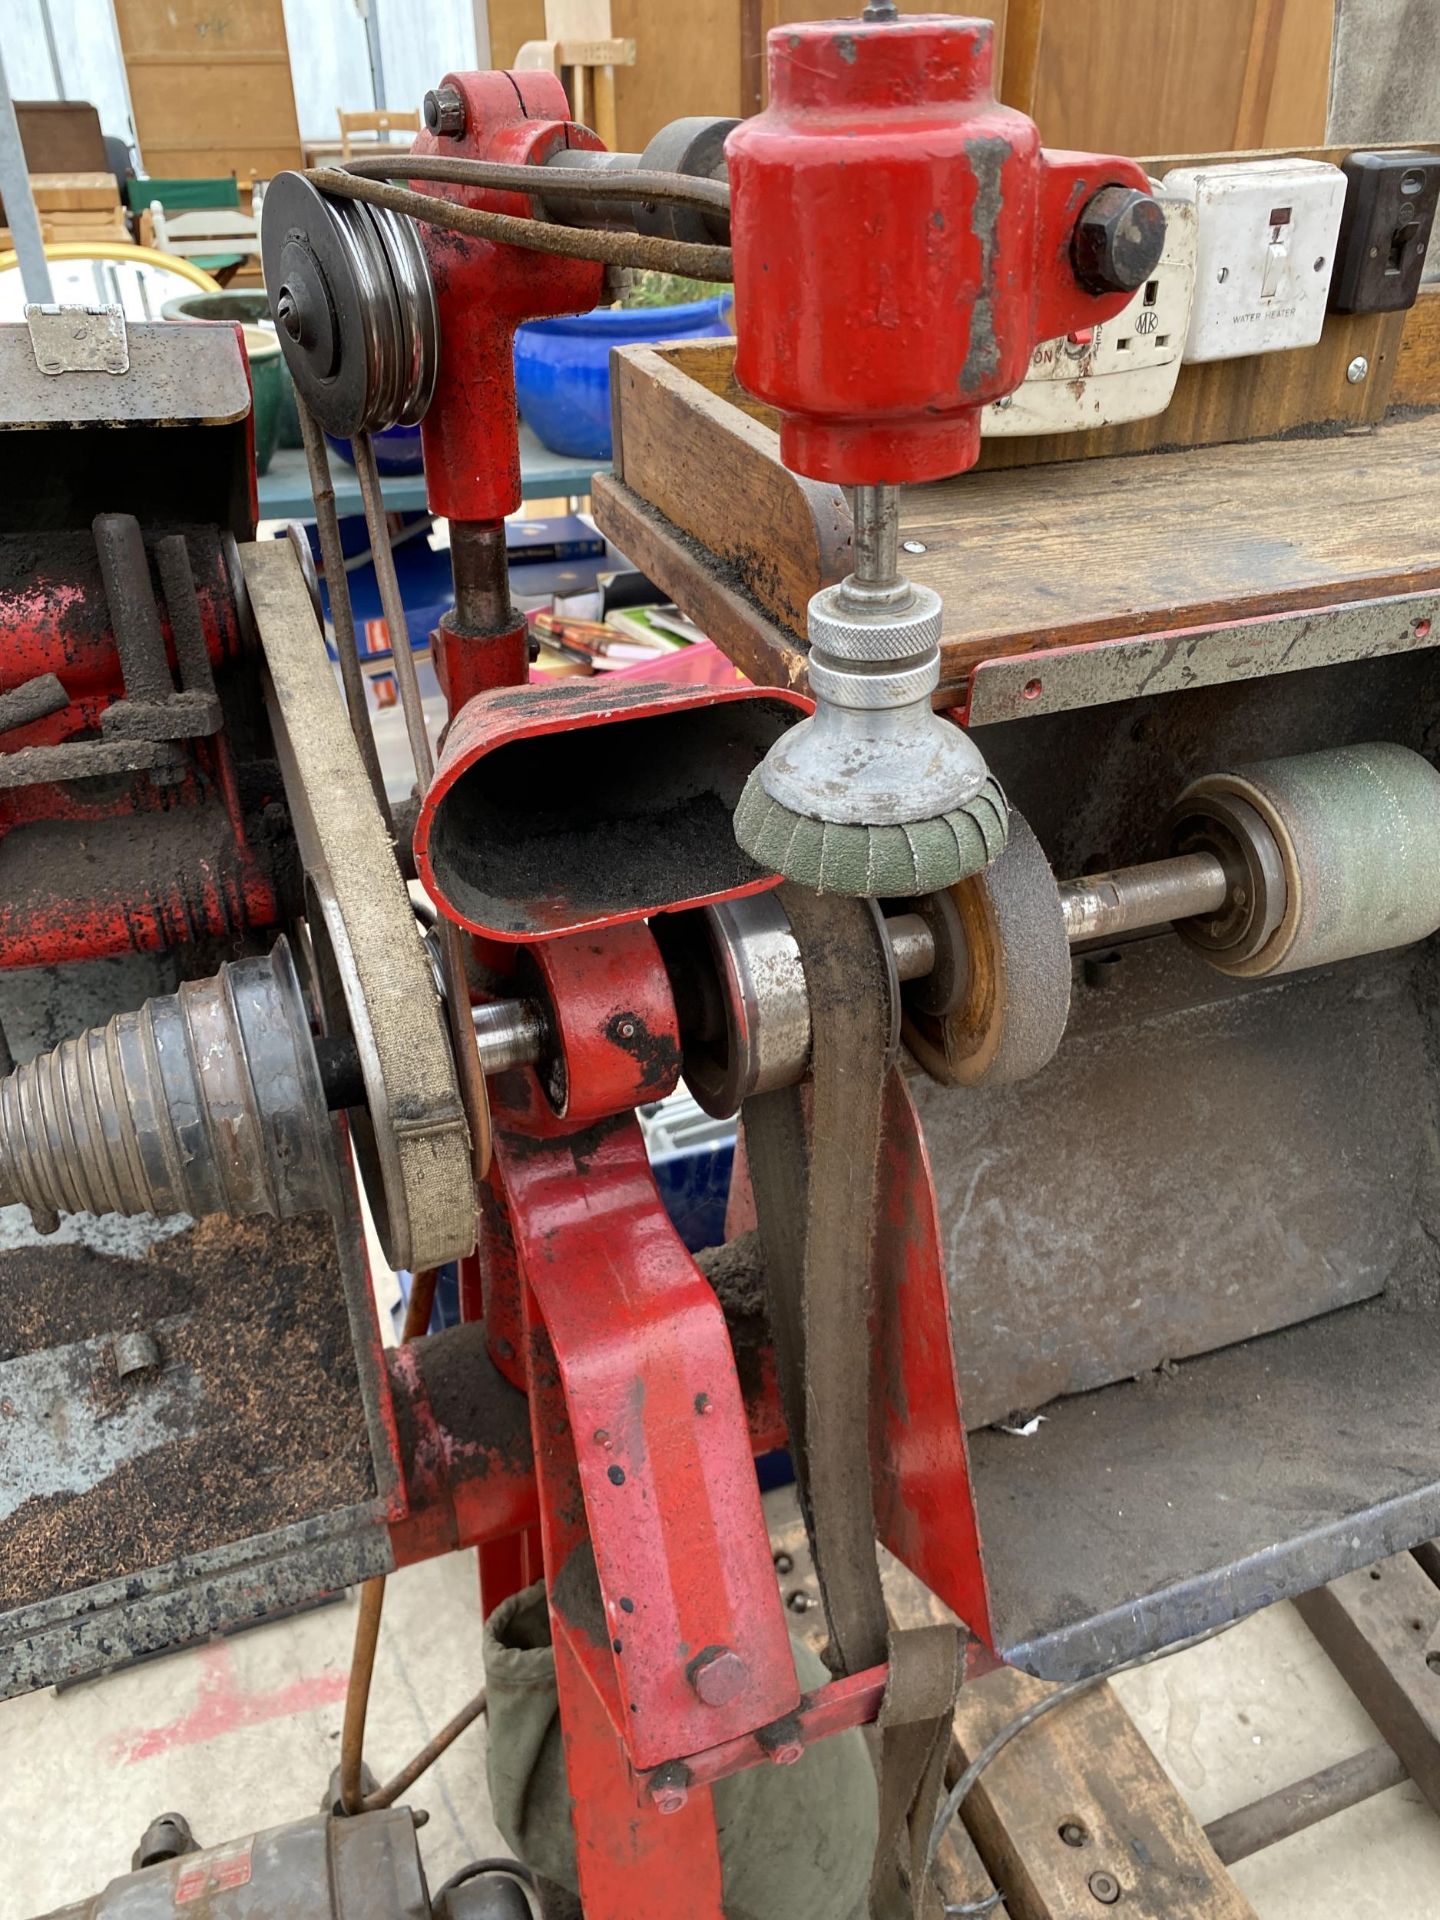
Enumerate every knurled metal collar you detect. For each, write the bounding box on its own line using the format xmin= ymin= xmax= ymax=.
xmin=808 ymin=651 xmax=940 ymax=710
xmin=808 ymin=580 xmax=943 ymax=663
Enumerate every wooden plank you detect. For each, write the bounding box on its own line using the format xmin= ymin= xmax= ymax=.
xmin=114 ymin=0 xmax=302 ymax=186
xmin=1394 ymin=289 xmax=1440 ymax=409
xmin=610 ymin=342 xmax=849 ymax=636
xmin=1233 ymin=0 xmax=1334 ymax=148
xmin=27 ymin=173 xmax=117 ymax=213
xmin=951 ymin=1666 xmax=1258 ymax=1920
xmin=1295 ymin=1551 xmax=1440 ymax=1818
xmin=592 ymin=475 xmax=809 ymax=694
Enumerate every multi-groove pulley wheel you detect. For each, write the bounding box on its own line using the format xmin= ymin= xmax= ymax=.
xmin=261 ymin=171 xmax=438 ymax=436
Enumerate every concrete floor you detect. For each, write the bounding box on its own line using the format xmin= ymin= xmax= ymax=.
xmin=4 ymin=1546 xmax=1440 ymax=1918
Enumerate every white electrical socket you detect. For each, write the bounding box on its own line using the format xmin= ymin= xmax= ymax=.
xmin=982 ymin=197 xmax=1198 ymax=437
xmin=1162 ymin=158 xmax=1346 ymax=362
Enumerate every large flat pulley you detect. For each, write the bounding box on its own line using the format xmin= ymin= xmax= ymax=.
xmin=902 ymin=810 xmax=1071 ymax=1087
xmin=260 ymin=170 xmax=437 ymax=437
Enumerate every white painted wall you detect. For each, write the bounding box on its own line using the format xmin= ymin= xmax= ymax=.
xmin=282 ymin=0 xmax=480 ymax=139
xmin=0 ymin=0 xmax=483 ymax=167
xmin=0 ymin=0 xmax=135 ymax=152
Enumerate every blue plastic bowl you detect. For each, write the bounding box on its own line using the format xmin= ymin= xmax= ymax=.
xmin=514 ymin=296 xmax=733 ymax=461
xmin=324 ymin=421 xmax=426 ymax=475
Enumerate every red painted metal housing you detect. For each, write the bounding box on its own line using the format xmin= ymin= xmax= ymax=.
xmin=726 ymin=15 xmax=1156 ymax=484
xmin=416 ymin=679 xmax=809 ymax=941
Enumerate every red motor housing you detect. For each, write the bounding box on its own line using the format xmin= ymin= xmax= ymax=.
xmin=726 ymin=14 xmax=1159 ymax=484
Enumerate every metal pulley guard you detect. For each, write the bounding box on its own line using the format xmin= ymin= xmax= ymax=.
xmin=261 ymin=171 xmax=438 ymax=436
xmin=240 ymin=538 xmax=475 ymax=1273
xmin=902 ymin=811 xmax=1071 ymax=1088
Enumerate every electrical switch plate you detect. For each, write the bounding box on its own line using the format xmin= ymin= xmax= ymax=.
xmin=1162 ymin=158 xmax=1346 ymax=362
xmin=982 ymin=196 xmax=1197 ymax=436
xmin=1330 ymin=150 xmax=1440 ymax=313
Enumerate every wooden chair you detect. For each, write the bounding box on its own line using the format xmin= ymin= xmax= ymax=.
xmin=336 ymin=109 xmax=420 ymax=159
xmin=127 ymin=176 xmax=260 ymax=285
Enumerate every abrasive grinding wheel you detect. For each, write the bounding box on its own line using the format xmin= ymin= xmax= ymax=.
xmin=902 ymin=810 xmax=1071 ymax=1087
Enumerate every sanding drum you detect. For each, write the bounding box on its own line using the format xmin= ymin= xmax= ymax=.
xmin=1170 ymin=742 xmax=1440 ymax=978
xmin=901 ymin=741 xmax=1440 ymax=1093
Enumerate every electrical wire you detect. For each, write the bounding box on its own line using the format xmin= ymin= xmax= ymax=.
xmin=340 ymin=1268 xmax=440 ymax=1818
xmin=306 ymin=166 xmax=732 ymax=282
xmin=928 ymin=1623 xmax=1232 ymax=1916
xmin=336 ymin=150 xmax=730 ymax=218
xmin=435 ymin=1859 xmax=537 ymax=1901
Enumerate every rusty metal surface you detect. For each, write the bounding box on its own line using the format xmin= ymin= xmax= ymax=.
xmin=0 ymin=1175 xmax=396 ymax=1697
xmin=0 ymin=322 xmax=250 ymax=429
xmin=970 ymin=1285 xmax=1440 ymax=1680
xmin=36 ymin=1808 xmax=430 ymax=1920
xmin=964 ymin=588 xmax=1440 ymax=726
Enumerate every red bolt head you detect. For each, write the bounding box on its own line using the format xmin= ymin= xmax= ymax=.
xmin=770 ymin=1741 xmax=804 ymax=1767
xmin=687 ymin=1645 xmax=749 ymax=1707
xmin=652 ymin=1784 xmax=688 ymax=1816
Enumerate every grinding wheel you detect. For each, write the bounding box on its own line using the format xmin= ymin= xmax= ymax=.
xmin=902 ymin=810 xmax=1071 ymax=1088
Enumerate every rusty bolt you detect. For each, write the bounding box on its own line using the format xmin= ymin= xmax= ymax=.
xmin=686 ymin=1645 xmax=749 ymax=1707
xmin=424 ymin=85 xmax=467 ymax=138
xmin=1071 ymin=187 xmax=1166 ymax=296
xmin=1087 ymin=1870 xmax=1121 ymax=1905
xmin=769 ymin=1740 xmax=804 ymax=1766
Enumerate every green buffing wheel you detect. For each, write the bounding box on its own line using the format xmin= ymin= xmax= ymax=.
xmin=733 ymin=767 xmax=1009 ymax=897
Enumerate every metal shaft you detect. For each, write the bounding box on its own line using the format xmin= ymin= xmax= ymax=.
xmin=450 ymin=520 xmax=515 ymax=634
xmin=1058 ymin=853 xmax=1230 ymax=945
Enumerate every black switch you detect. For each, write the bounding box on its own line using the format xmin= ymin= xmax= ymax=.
xmin=1330 ymin=149 xmax=1440 ymax=314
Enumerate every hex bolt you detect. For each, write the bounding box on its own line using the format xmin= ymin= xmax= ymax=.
xmin=1059 ymin=1820 xmax=1089 ymax=1848
xmin=1071 ymin=186 xmax=1166 ymax=295
xmin=275 ymin=289 xmax=302 ymax=342
xmin=1087 ymin=1870 xmax=1122 ymax=1905
xmin=424 ymin=85 xmax=467 ymax=138
xmin=1347 ymin=356 xmax=1370 ymax=384
xmin=649 ymin=1764 xmax=690 ymax=1815
xmin=686 ymin=1645 xmax=749 ymax=1707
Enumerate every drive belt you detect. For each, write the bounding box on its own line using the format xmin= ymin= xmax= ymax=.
xmin=744 ymin=884 xmax=963 ymax=1920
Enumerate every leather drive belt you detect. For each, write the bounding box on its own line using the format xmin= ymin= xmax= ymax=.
xmin=744 ymin=885 xmax=963 ymax=1920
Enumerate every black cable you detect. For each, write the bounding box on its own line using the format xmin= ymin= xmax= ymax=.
xmin=306 ymin=167 xmax=732 ymax=281
xmin=929 ymin=1622 xmax=1232 ymax=1917
xmin=337 ymin=151 xmax=730 ymax=216
xmin=435 ymin=1858 xmax=537 ymax=1900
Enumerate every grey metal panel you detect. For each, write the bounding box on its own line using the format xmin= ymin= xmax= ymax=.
xmin=965 ymin=591 xmax=1440 ymax=727
xmin=916 ymin=940 xmax=1429 ymax=1431
xmin=973 ymin=1285 xmax=1440 ymax=1681
xmin=0 ymin=322 xmax=250 ymax=427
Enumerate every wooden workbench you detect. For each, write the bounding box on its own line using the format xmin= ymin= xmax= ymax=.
xmin=593 ymin=294 xmax=1440 ymax=705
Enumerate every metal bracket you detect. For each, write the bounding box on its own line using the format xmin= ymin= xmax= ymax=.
xmin=964 ymin=590 xmax=1440 ymax=726
xmin=24 ymin=302 xmax=129 ymax=376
